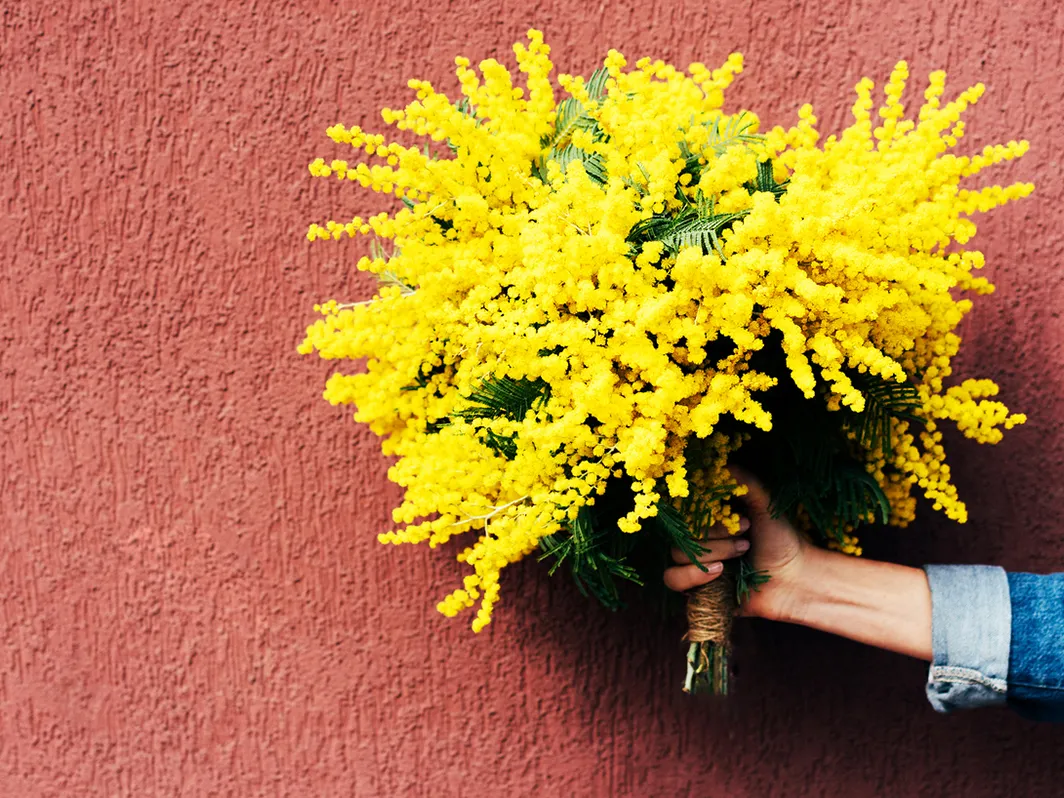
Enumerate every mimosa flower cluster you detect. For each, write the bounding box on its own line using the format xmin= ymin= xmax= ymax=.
xmin=300 ymin=31 xmax=1030 ymax=632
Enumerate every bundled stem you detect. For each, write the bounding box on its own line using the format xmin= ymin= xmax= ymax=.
xmin=683 ymin=570 xmax=737 ymax=694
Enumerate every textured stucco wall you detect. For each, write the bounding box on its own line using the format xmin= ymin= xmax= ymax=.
xmin=3 ymin=0 xmax=1064 ymax=795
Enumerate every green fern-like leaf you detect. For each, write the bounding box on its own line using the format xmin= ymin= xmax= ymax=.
xmin=649 ymin=477 xmax=738 ymax=570
xmin=762 ymin=386 xmax=891 ymax=543
xmin=705 ymin=111 xmax=761 ymax=157
xmin=584 ymin=67 xmax=610 ymax=101
xmin=532 ymin=68 xmax=611 ymax=186
xmin=627 ymin=206 xmax=749 ymax=258
xmin=421 ymin=376 xmax=551 ymax=458
xmin=550 ymin=98 xmax=598 ymax=150
xmin=677 ymin=113 xmax=762 ymax=184
xmin=454 ymin=376 xmax=551 ymax=422
xmin=734 ymin=557 xmax=771 ymax=604
xmin=539 ymin=505 xmax=643 ymax=610
xmin=550 ymin=146 xmax=608 ymax=185
xmin=651 ymin=500 xmax=709 ymax=571
xmin=549 ymin=68 xmax=609 ymax=149
xmin=662 ymin=211 xmax=749 ymax=256
xmin=744 ymin=159 xmax=788 ymax=200
xmin=481 ymin=429 xmax=518 ymax=459
xmin=772 ymin=449 xmax=890 ymax=543
xmin=848 ymin=373 xmax=925 ymax=457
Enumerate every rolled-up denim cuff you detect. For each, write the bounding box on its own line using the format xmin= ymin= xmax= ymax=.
xmin=923 ymin=565 xmax=1011 ymax=712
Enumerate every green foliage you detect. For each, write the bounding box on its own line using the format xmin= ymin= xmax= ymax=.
xmin=651 ymin=499 xmax=711 ymax=572
xmin=550 ymin=70 xmax=608 ymax=149
xmin=678 ymin=111 xmax=761 ymax=184
xmin=848 ymin=372 xmax=925 ymax=457
xmin=626 ymin=192 xmax=748 ymax=259
xmin=534 ymin=373 xmax=917 ymax=612
xmin=704 ymin=111 xmax=762 ymax=156
xmin=538 ymin=476 xmax=740 ymax=613
xmin=539 ymin=505 xmax=643 ymax=610
xmin=430 ymin=375 xmax=552 ymax=459
xmin=734 ymin=557 xmax=771 ymax=604
xmin=549 ymin=146 xmax=608 ymax=185
xmin=744 ymin=159 xmax=788 ymax=200
xmin=763 ymin=371 xmax=923 ymax=539
xmin=729 ymin=335 xmax=898 ymax=545
xmin=626 ymin=157 xmax=782 ymax=261
xmin=532 ymin=68 xmax=610 ymax=186
xmin=402 ymin=371 xmax=434 ymax=392
xmin=584 ymin=67 xmax=610 ymax=102
xmin=480 ymin=429 xmax=518 ymax=459
xmin=766 ymin=402 xmax=892 ymax=543
xmin=455 ymin=96 xmax=476 ymax=118
xmin=412 ymin=375 xmax=549 ymax=455
xmin=454 ymin=375 xmax=551 ymax=422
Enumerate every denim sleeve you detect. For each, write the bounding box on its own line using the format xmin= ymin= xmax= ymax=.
xmin=923 ymin=565 xmax=1011 ymax=712
xmin=1005 ymin=572 xmax=1064 ymax=723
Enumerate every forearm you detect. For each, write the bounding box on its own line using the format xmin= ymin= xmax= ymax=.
xmin=775 ymin=548 xmax=933 ymax=661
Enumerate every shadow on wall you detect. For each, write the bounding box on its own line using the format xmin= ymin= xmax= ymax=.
xmin=488 ymin=540 xmax=1064 ymax=792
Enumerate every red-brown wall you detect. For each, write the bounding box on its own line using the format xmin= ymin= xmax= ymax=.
xmin=3 ymin=0 xmax=1064 ymax=795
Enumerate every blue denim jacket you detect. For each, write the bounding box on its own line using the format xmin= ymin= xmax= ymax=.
xmin=924 ymin=565 xmax=1064 ymax=722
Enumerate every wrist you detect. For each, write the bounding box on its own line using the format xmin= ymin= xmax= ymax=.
xmin=763 ymin=545 xmax=840 ymax=625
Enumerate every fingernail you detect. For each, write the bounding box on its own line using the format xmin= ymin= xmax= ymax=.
xmin=706 ymin=562 xmax=724 ymax=574
xmin=735 ymin=539 xmax=750 ymax=553
xmin=739 ymin=517 xmax=751 ymax=532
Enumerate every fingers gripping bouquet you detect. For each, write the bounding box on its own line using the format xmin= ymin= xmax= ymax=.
xmin=299 ymin=31 xmax=1031 ymax=693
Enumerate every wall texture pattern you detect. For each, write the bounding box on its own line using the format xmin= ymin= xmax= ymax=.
xmin=3 ymin=0 xmax=1064 ymax=795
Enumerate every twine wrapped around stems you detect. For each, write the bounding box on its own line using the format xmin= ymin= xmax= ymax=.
xmin=683 ymin=570 xmax=737 ymax=694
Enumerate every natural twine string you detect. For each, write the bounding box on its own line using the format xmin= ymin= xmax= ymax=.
xmin=685 ymin=572 xmax=736 ymax=645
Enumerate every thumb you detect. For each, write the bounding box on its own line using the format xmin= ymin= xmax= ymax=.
xmin=726 ymin=464 xmax=772 ymax=522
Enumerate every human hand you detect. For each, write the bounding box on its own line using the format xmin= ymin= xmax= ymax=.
xmin=664 ymin=465 xmax=933 ymax=658
xmin=663 ymin=465 xmax=814 ymax=622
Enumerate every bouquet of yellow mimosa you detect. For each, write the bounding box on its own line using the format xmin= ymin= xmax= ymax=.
xmin=299 ymin=30 xmax=1030 ymax=693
